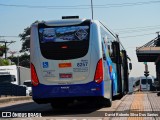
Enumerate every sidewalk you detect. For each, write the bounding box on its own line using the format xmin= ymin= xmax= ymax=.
xmin=0 ymin=96 xmax=32 ymax=104
xmin=108 ymin=91 xmax=160 ymax=120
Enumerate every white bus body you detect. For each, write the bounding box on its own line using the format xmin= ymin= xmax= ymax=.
xmin=31 ymin=18 xmax=130 ymax=107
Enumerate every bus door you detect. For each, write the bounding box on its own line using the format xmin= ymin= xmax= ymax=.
xmin=112 ymin=41 xmax=122 ymax=95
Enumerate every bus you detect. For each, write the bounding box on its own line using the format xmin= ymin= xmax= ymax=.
xmin=30 ymin=17 xmax=132 ymax=108
xmin=133 ymin=76 xmax=155 ymax=91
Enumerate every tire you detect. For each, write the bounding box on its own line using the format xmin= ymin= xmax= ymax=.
xmin=104 ymin=98 xmax=112 ymax=107
xmin=29 ymin=92 xmax=32 ymax=96
xmin=97 ymin=97 xmax=112 ymax=107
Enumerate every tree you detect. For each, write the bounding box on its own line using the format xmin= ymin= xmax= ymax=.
xmin=18 ymin=21 xmax=38 ymax=67
xmin=0 ymin=44 xmax=7 ymax=57
xmin=19 ymin=21 xmax=38 ymax=53
xmin=18 ymin=26 xmax=30 ymax=67
xmin=19 ymin=27 xmax=30 ymax=53
xmin=8 ymin=53 xmax=30 ymax=68
xmin=19 ymin=53 xmax=30 ymax=68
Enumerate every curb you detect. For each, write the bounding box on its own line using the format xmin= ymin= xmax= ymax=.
xmin=0 ymin=96 xmax=32 ymax=104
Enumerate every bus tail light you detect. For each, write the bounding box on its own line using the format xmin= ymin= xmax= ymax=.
xmin=94 ymin=58 xmax=104 ymax=84
xmin=31 ymin=63 xmax=39 ymax=86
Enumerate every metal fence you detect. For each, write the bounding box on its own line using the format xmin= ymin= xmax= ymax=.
xmin=0 ymin=83 xmax=26 ymax=96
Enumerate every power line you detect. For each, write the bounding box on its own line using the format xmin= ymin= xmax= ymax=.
xmin=0 ymin=36 xmax=19 ymax=38
xmin=93 ymin=0 xmax=160 ymax=8
xmin=0 ymin=33 xmax=155 ymax=39
xmin=116 ymin=26 xmax=160 ymax=34
xmin=0 ymin=33 xmax=157 ymax=39
xmin=120 ymin=32 xmax=155 ymax=38
xmin=1 ymin=25 xmax=160 ymax=39
xmin=114 ymin=24 xmax=160 ymax=31
xmin=0 ymin=0 xmax=160 ymax=9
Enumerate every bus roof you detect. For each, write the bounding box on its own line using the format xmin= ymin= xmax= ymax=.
xmin=34 ymin=18 xmax=92 ymax=27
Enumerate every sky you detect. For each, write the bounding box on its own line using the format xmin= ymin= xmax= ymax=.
xmin=0 ymin=0 xmax=160 ymax=77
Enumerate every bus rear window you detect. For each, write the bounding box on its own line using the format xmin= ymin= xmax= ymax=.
xmin=38 ymin=21 xmax=90 ymax=60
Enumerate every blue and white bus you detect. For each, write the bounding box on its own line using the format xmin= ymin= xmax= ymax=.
xmin=30 ymin=17 xmax=132 ymax=108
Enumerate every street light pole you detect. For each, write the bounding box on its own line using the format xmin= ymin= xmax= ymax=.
xmin=91 ymin=0 xmax=93 ymax=19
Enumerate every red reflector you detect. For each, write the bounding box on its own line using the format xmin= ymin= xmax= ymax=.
xmin=96 ymin=88 xmax=100 ymax=91
xmin=31 ymin=63 xmax=39 ymax=86
xmin=61 ymin=46 xmax=68 ymax=49
xmin=59 ymin=73 xmax=72 ymax=78
xmin=94 ymin=58 xmax=103 ymax=84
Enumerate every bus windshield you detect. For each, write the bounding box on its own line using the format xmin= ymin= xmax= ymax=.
xmin=141 ymin=79 xmax=152 ymax=84
xmin=38 ymin=22 xmax=90 ymax=60
xmin=141 ymin=79 xmax=146 ymax=84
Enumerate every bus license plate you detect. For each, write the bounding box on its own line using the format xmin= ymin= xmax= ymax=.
xmin=59 ymin=73 xmax=72 ymax=79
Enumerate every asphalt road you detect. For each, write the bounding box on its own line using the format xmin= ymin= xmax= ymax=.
xmin=1 ymin=92 xmax=160 ymax=120
xmin=0 ymin=96 xmax=124 ymax=119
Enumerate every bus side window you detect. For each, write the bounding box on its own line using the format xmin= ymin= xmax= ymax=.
xmin=108 ymin=45 xmax=111 ymax=56
xmin=107 ymin=41 xmax=113 ymax=59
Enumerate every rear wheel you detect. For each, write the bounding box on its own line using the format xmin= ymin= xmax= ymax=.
xmin=96 ymin=97 xmax=112 ymax=107
xmin=103 ymin=98 xmax=112 ymax=107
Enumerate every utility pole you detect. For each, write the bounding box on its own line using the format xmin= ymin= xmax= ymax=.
xmin=91 ymin=0 xmax=93 ymax=19
xmin=0 ymin=40 xmax=16 ymax=59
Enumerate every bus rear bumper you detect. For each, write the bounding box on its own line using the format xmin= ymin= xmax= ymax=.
xmin=32 ymin=81 xmax=105 ymax=103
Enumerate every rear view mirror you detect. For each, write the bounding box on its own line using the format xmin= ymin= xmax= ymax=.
xmin=129 ymin=63 xmax=132 ymax=70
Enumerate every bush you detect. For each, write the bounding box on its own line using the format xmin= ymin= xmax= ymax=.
xmin=0 ymin=59 xmax=10 ymax=66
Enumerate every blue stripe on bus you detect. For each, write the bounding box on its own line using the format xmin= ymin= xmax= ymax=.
xmin=102 ymin=42 xmax=118 ymax=96
xmin=32 ymin=81 xmax=105 ymax=99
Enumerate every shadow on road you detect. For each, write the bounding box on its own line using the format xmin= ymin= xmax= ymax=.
xmin=43 ymin=101 xmax=105 ymax=117
xmin=0 ymin=100 xmax=110 ymax=117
